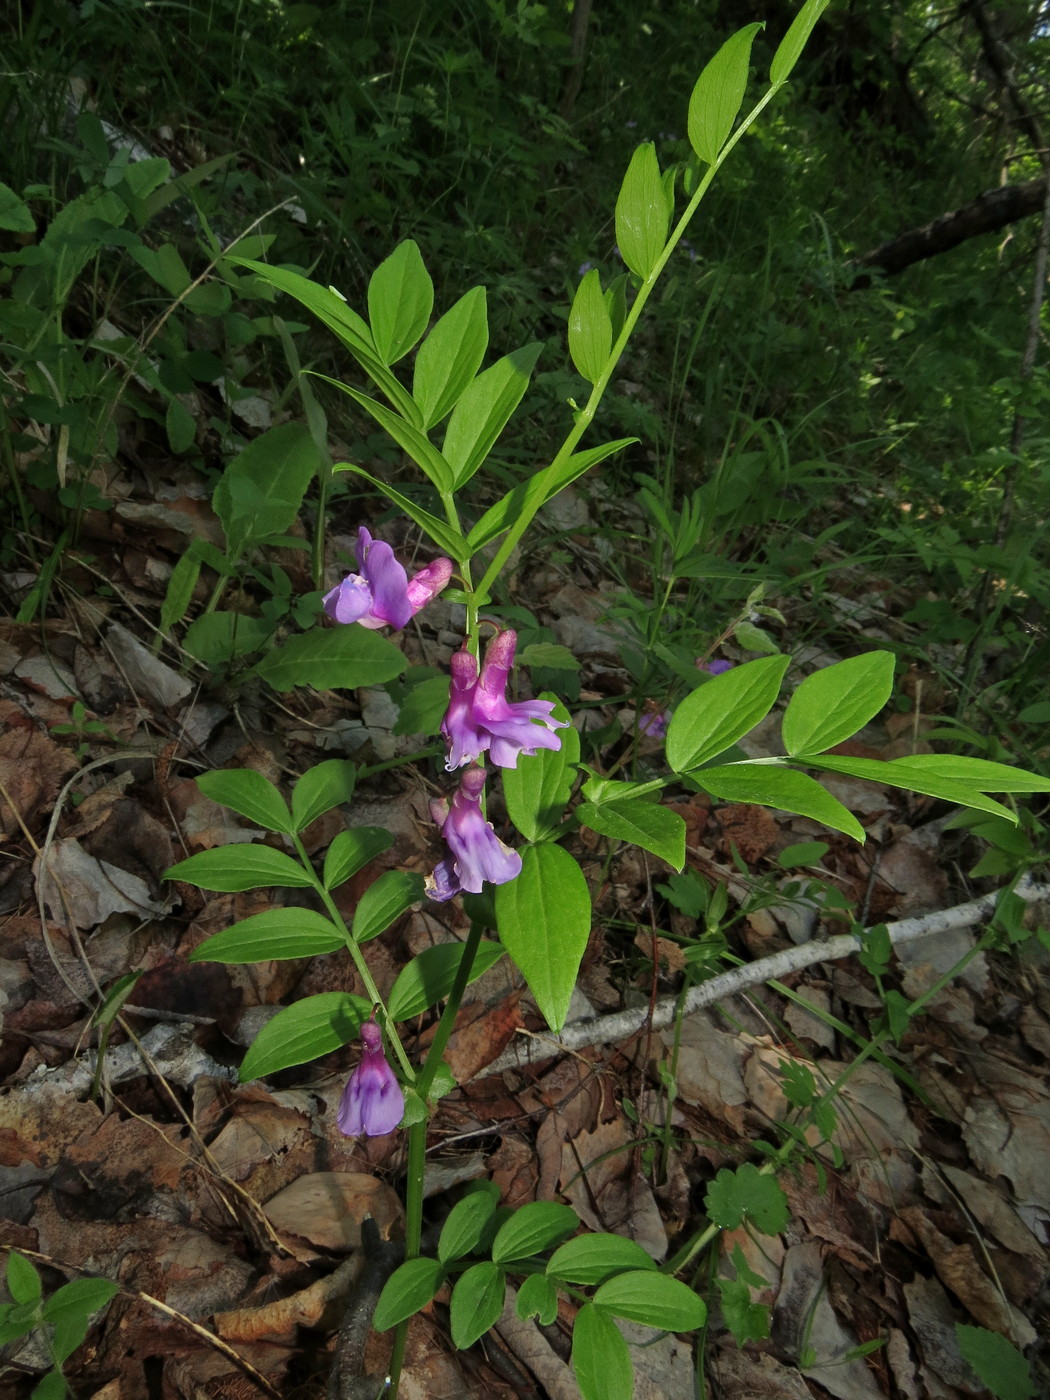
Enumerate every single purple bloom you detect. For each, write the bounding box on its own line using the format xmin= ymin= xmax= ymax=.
xmin=638 ymin=709 xmax=670 ymax=738
xmin=425 ymin=765 xmax=522 ymax=901
xmin=323 ymin=527 xmax=452 ymax=630
xmin=578 ymin=260 xmax=595 ymax=277
xmin=697 ymin=658 xmax=733 ymax=675
xmin=442 ymin=629 xmax=568 ymax=771
xmin=337 ymin=1016 xmax=404 ymax=1137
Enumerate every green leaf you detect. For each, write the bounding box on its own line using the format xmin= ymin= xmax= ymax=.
xmin=43 ymin=1278 xmax=119 ymax=1364
xmin=688 ymin=23 xmax=764 ymax=165
xmin=491 ymin=1202 xmax=579 ymax=1264
xmin=387 ymin=939 xmax=504 ymax=1020
xmin=547 ymin=1235 xmax=658 ymax=1287
xmin=467 ymin=437 xmax=638 ymax=555
xmin=615 ymin=143 xmax=669 ymax=280
xmin=226 ymin=258 xmax=421 ymax=424
xmin=572 ymin=1304 xmax=633 ymax=1400
xmin=413 ymin=286 xmax=489 ymax=430
xmin=334 ymin=463 xmax=468 ymax=562
xmin=502 ymin=695 xmax=578 ymax=842
xmin=188 ymin=908 xmax=346 ymax=963
xmin=806 ymin=756 xmax=1018 ymax=822
xmin=438 ymin=1190 xmax=500 ymax=1264
xmin=239 ymin=991 xmax=369 ymax=1080
xmin=576 ymin=797 xmax=685 ymax=869
xmin=212 ymin=422 xmax=320 ymax=560
xmin=955 ymin=1324 xmax=1035 ymax=1400
xmin=323 ymin=827 xmax=393 ymax=889
xmin=31 ymin=1370 xmax=68 ymax=1400
xmin=593 ymin=1272 xmax=706 ymax=1331
xmin=196 ymin=769 xmax=293 ymax=834
xmin=666 ymin=655 xmax=789 ymax=773
xmin=443 ymin=343 xmax=544 ymax=489
xmin=393 ymin=674 xmax=451 ymax=737
xmin=717 ymin=1277 xmax=770 ymax=1346
xmin=367 ymin=240 xmax=433 ymax=365
xmin=0 ymin=181 xmax=35 ymax=233
xmin=352 ymin=870 xmax=425 ymax=943
xmin=781 ymin=652 xmax=895 ymax=757
xmin=318 ymin=377 xmax=454 ymax=493
xmin=770 ymin=0 xmax=831 ymax=85
xmin=516 ymin=1273 xmax=559 ymax=1326
xmin=165 ymin=846 xmax=314 ymax=892
xmin=251 ymin=625 xmax=406 ymax=692
xmin=495 ymin=842 xmax=592 ymax=1032
xmin=778 ymin=841 xmax=830 ymax=867
xmin=886 ymin=754 xmax=1050 ymax=793
xmin=6 ymin=1253 xmax=41 ymax=1305
xmin=568 ymin=269 xmax=612 ymax=384
xmin=373 ymin=1258 xmax=446 ymax=1332
xmin=184 ymin=611 xmax=272 ymax=666
xmin=291 ymin=759 xmax=357 ymax=832
xmin=450 ymin=1262 xmax=506 ymax=1350
xmin=704 ymin=1163 xmax=789 ymax=1236
xmin=692 ymin=764 xmax=865 ymax=842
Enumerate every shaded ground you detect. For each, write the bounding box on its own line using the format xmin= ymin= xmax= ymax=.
xmin=1 ymin=486 xmax=1048 ymax=1400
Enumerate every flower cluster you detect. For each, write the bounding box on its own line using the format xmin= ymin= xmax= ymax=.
xmin=324 ymin=531 xmax=568 ymax=904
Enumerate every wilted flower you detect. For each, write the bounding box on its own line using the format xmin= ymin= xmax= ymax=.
xmin=697 ymin=658 xmax=733 ymax=675
xmin=337 ymin=1016 xmax=404 ymax=1137
xmin=425 ymin=765 xmax=522 ymax=902
xmin=638 ymin=708 xmax=670 ymax=738
xmin=323 ymin=527 xmax=452 ymax=631
xmin=442 ymin=630 xmax=568 ymax=771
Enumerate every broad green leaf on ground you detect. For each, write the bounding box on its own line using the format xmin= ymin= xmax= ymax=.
xmin=704 ymin=1163 xmax=789 ymax=1236
xmin=165 ymin=845 xmax=314 ymax=892
xmin=666 ymin=655 xmax=789 ymax=773
xmin=212 ymin=421 xmax=321 ymax=559
xmin=593 ymin=1272 xmax=706 ymax=1331
xmin=44 ymin=1278 xmax=120 ymax=1365
xmin=443 ymin=342 xmax=544 ymax=489
xmin=688 ymin=23 xmax=764 ymax=165
xmin=568 ymin=269 xmax=612 ymax=384
xmin=718 ymin=1277 xmax=770 ymax=1346
xmin=503 ymin=696 xmax=578 ymax=841
xmin=450 ymin=1262 xmax=505 ymax=1350
xmin=367 ymin=239 xmax=433 ymax=365
xmin=496 ymin=842 xmax=592 ymax=1032
xmin=387 ymin=939 xmax=504 ymax=1020
xmin=251 ymin=625 xmax=406 ymax=692
xmin=547 ymin=1235 xmax=658 ymax=1287
xmin=692 ymin=763 xmax=865 ymax=842
xmin=239 ymin=991 xmax=369 ymax=1080
xmin=291 ymin=759 xmax=357 ymax=832
xmin=466 ymin=437 xmax=638 ymax=554
xmin=615 ymin=142 xmax=669 ymax=279
xmin=806 ymin=755 xmax=1018 ymax=822
xmin=491 ymin=1202 xmax=579 ymax=1264
xmin=781 ymin=651 xmax=895 ymax=756
xmin=436 ymin=1184 xmax=500 ymax=1264
xmin=516 ymin=1273 xmax=559 ymax=1326
xmin=955 ymin=1324 xmax=1035 ymax=1400
xmin=352 ymin=870 xmax=425 ymax=943
xmin=572 ymin=1304 xmax=633 ymax=1400
xmin=5 ymin=1252 xmax=40 ymax=1305
xmin=322 ymin=827 xmax=393 ymax=889
xmin=413 ymin=285 xmax=489 ymax=430
xmin=373 ymin=1258 xmax=446 ymax=1331
xmin=393 ymin=674 xmax=451 ymax=737
xmin=770 ymin=0 xmax=832 ymax=85
xmin=0 ymin=182 xmax=35 ymax=233
xmin=184 ymin=612 xmax=273 ymax=666
xmin=576 ymin=797 xmax=685 ymax=869
xmin=189 ymin=908 xmax=346 ymax=962
xmin=335 ymin=463 xmax=468 ymax=561
xmin=196 ymin=769 xmax=292 ymax=834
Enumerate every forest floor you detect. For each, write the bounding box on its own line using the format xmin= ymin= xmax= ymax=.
xmin=1 ymin=474 xmax=1048 ymax=1400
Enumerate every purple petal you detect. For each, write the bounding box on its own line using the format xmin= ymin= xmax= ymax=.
xmin=425 ymin=857 xmax=462 ymax=902
xmin=406 ymin=557 xmax=453 ymax=612
xmin=323 ymin=574 xmax=373 ymax=624
xmin=360 ymin=537 xmax=413 ymax=630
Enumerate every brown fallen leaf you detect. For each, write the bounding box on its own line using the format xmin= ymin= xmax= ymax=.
xmin=262 ymin=1172 xmax=403 ymax=1254
xmin=0 ymin=701 xmax=78 ymax=840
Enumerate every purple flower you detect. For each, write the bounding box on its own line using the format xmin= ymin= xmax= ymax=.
xmin=697 ymin=658 xmax=733 ymax=675
xmin=425 ymin=765 xmax=522 ymax=902
xmin=323 ymin=527 xmax=452 ymax=630
xmin=337 ymin=1016 xmax=404 ymax=1137
xmin=638 ymin=709 xmax=670 ymax=738
xmin=578 ymin=260 xmax=595 ymax=277
xmin=442 ymin=630 xmax=568 ymax=771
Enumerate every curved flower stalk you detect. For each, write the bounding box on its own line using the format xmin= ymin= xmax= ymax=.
xmin=426 ymin=765 xmax=522 ymax=902
xmin=337 ymin=1015 xmax=405 ymax=1137
xmin=323 ymin=526 xmax=452 ymax=630
xmin=442 ymin=629 xmax=568 ymax=771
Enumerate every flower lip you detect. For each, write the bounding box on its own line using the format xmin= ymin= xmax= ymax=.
xmin=323 ymin=527 xmax=452 ymax=631
xmin=425 ymin=765 xmax=521 ymax=901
